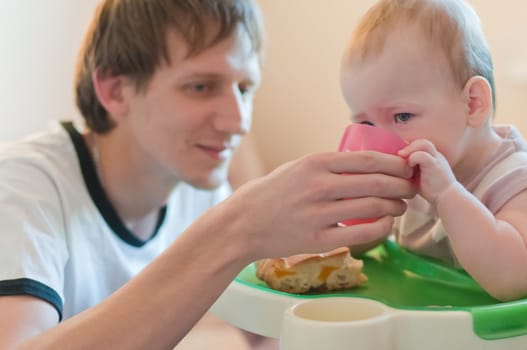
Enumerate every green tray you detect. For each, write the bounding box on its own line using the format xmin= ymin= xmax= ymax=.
xmin=235 ymin=240 xmax=527 ymax=340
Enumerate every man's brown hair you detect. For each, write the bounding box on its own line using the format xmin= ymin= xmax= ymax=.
xmin=75 ymin=0 xmax=264 ymax=133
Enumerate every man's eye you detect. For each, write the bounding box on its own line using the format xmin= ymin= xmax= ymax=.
xmin=184 ymin=82 xmax=215 ymax=95
xmin=394 ymin=113 xmax=413 ymax=123
xmin=238 ymin=85 xmax=249 ymax=95
xmin=192 ymin=83 xmax=209 ymax=93
xmin=238 ymin=84 xmax=256 ymax=96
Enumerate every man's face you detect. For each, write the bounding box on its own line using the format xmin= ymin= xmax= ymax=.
xmin=120 ymin=27 xmax=261 ymax=190
xmin=340 ymin=25 xmax=471 ymax=170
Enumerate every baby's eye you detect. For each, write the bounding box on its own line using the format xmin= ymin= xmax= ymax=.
xmin=394 ymin=113 xmax=413 ymax=123
xmin=359 ymin=121 xmax=374 ymax=126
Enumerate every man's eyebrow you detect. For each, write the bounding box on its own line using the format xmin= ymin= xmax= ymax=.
xmin=179 ymin=72 xmax=260 ymax=86
xmin=178 ymin=72 xmax=223 ymax=80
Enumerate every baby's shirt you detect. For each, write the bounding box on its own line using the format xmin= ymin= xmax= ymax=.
xmin=395 ymin=125 xmax=527 ymax=267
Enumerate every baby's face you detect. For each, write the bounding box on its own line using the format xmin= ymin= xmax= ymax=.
xmin=340 ymin=24 xmax=470 ymax=168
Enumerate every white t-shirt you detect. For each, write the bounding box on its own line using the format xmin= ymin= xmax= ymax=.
xmin=0 ymin=121 xmax=231 ymax=320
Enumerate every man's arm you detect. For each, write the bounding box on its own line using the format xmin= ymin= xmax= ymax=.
xmin=14 ymin=205 xmax=248 ymax=350
xmin=6 ymin=151 xmax=414 ymax=349
xmin=0 ymin=296 xmax=59 ymax=349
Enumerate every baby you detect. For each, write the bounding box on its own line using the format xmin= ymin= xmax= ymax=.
xmin=340 ymin=0 xmax=527 ymax=301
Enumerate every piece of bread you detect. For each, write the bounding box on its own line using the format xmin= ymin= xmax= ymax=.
xmin=256 ymin=247 xmax=367 ymax=294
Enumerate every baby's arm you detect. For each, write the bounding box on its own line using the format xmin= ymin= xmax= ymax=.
xmin=399 ymin=139 xmax=527 ymax=301
xmin=437 ymin=183 xmax=527 ymax=301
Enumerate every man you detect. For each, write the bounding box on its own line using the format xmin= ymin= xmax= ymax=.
xmin=0 ymin=0 xmax=416 ymax=348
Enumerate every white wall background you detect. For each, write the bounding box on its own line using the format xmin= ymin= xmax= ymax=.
xmin=1 ymin=1 xmax=527 ymax=172
xmin=0 ymin=0 xmax=99 ymax=141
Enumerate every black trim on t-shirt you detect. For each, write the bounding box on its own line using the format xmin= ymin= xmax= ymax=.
xmin=61 ymin=121 xmax=167 ymax=247
xmin=0 ymin=278 xmax=63 ymax=321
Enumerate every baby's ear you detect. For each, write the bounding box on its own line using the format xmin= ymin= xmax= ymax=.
xmin=462 ymin=76 xmax=493 ymax=128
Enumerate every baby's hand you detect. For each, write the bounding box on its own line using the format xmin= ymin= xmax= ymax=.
xmin=398 ymin=139 xmax=456 ymax=204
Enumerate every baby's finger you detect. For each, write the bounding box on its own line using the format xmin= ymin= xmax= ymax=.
xmin=398 ymin=139 xmax=437 ymax=157
xmin=407 ymin=150 xmax=440 ymax=169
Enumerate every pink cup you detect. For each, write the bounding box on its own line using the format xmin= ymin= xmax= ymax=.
xmin=338 ymin=124 xmax=408 ymax=226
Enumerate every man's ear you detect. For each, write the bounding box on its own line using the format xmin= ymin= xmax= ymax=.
xmin=462 ymin=76 xmax=492 ymax=128
xmin=91 ymin=69 xmax=129 ymax=121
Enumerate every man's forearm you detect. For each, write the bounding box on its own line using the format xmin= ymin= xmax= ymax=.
xmin=18 ymin=204 xmax=249 ymax=350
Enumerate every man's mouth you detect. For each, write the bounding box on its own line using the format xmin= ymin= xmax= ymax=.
xmin=198 ymin=144 xmax=231 ymax=161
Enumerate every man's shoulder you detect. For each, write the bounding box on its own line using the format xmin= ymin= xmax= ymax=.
xmin=0 ymin=124 xmax=80 ymax=190
xmin=0 ymin=124 xmax=73 ymax=163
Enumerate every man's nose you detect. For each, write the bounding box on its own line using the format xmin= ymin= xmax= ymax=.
xmin=214 ymin=86 xmax=251 ymax=135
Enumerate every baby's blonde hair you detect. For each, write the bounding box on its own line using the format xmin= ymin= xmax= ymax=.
xmin=344 ymin=0 xmax=495 ymax=110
